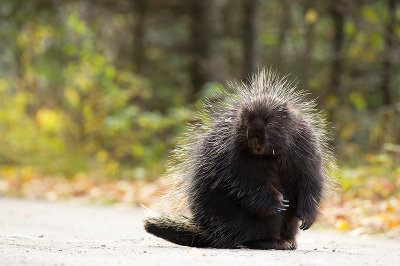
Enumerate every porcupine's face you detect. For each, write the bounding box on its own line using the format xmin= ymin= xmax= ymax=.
xmin=238 ymin=100 xmax=291 ymax=157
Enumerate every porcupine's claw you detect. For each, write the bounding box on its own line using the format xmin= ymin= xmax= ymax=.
xmin=277 ymin=199 xmax=290 ymax=213
xmin=276 ymin=208 xmax=286 ymax=213
xmin=300 ymin=220 xmax=310 ymax=230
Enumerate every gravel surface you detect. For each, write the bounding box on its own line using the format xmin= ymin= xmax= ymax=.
xmin=0 ymin=198 xmax=399 ymax=266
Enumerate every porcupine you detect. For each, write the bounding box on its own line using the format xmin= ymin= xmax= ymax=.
xmin=144 ymin=69 xmax=335 ymax=250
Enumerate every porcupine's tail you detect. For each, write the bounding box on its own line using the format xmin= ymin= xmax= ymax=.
xmin=144 ymin=215 xmax=210 ymax=248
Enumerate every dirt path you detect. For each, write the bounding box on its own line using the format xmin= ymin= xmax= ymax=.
xmin=0 ymin=198 xmax=399 ymax=266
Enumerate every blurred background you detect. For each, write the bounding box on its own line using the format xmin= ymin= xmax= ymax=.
xmin=0 ymin=0 xmax=399 ymax=235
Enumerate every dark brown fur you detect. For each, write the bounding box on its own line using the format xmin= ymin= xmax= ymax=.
xmin=144 ymin=71 xmax=330 ymax=250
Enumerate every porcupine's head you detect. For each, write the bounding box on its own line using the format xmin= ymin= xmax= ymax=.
xmin=235 ymin=97 xmax=293 ymax=157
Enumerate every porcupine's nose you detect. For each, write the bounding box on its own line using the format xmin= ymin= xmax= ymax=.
xmin=248 ymin=128 xmax=265 ymax=155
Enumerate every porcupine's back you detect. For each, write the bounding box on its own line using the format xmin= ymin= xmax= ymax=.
xmin=168 ymin=68 xmax=335 ymax=207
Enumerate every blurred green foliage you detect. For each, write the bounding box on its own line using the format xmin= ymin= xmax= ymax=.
xmin=0 ymin=4 xmax=193 ymax=179
xmin=0 ymin=0 xmax=399 ymax=183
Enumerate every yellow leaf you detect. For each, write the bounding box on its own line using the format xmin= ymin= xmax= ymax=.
xmin=334 ymin=219 xmax=349 ymax=231
xmin=0 ymin=79 xmax=8 ymax=92
xmin=36 ymin=109 xmax=64 ymax=133
xmin=65 ymin=87 xmax=80 ymax=106
xmin=305 ymin=9 xmax=318 ymax=24
xmin=96 ymin=150 xmax=109 ymax=162
xmin=374 ymin=214 xmax=400 ymax=229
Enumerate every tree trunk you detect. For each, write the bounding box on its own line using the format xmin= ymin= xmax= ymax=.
xmin=301 ymin=1 xmax=316 ymax=90
xmin=381 ymin=0 xmax=397 ymax=106
xmin=191 ymin=0 xmax=225 ymax=101
xmin=80 ymin=0 xmax=94 ymax=24
xmin=329 ymin=0 xmax=345 ymax=97
xmin=276 ymin=0 xmax=291 ymax=69
xmin=242 ymin=0 xmax=260 ymax=80
xmin=132 ymin=0 xmax=148 ymax=74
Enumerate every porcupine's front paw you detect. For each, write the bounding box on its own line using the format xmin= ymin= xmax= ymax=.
xmin=276 ymin=199 xmax=290 ymax=213
xmin=261 ymin=198 xmax=289 ymax=216
xmin=273 ymin=192 xmax=289 ymax=214
xmin=261 ymin=189 xmax=289 ymax=216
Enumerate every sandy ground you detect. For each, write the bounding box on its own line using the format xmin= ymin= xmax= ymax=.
xmin=0 ymin=198 xmax=399 ymax=266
